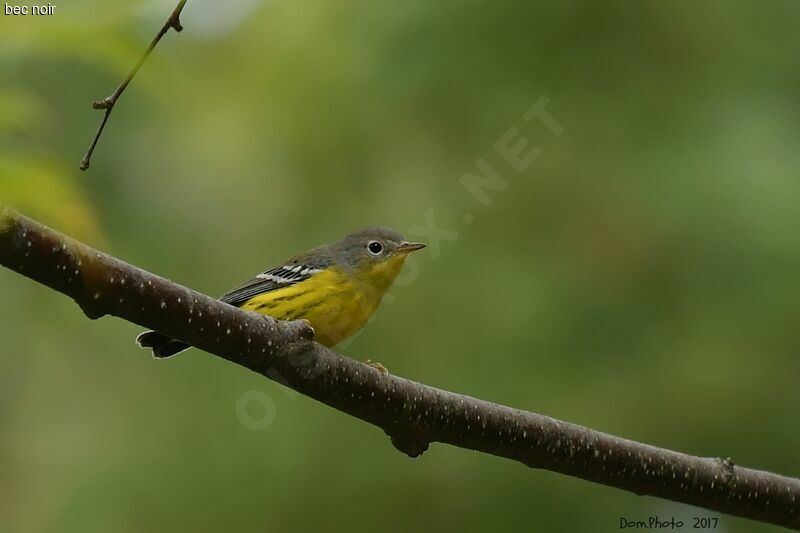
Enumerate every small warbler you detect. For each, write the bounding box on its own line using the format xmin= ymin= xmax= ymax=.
xmin=136 ymin=227 xmax=425 ymax=358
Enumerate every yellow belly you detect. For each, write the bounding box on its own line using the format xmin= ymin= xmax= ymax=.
xmin=238 ymin=267 xmax=383 ymax=346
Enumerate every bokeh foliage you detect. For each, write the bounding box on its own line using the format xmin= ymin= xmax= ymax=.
xmin=2 ymin=1 xmax=799 ymax=531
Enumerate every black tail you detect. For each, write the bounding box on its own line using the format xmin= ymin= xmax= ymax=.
xmin=135 ymin=331 xmax=190 ymax=359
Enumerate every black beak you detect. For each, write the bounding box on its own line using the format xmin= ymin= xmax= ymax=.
xmin=396 ymin=241 xmax=426 ymax=253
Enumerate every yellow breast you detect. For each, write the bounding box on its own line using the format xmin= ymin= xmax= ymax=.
xmin=238 ymin=258 xmax=406 ymax=346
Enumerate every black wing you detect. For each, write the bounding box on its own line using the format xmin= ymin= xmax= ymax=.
xmin=220 ymin=263 xmax=325 ymax=307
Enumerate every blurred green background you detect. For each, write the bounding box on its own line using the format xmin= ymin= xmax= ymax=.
xmin=2 ymin=1 xmax=799 ymax=531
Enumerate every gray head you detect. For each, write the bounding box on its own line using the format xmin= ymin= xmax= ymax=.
xmin=330 ymin=227 xmax=425 ymax=268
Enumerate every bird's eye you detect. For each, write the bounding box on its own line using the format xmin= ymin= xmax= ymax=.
xmin=367 ymin=241 xmax=383 ymax=255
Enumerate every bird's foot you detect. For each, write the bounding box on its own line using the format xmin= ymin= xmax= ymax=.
xmin=364 ymin=359 xmax=389 ymax=375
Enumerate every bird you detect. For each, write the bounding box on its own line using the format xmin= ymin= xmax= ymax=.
xmin=136 ymin=227 xmax=425 ymax=359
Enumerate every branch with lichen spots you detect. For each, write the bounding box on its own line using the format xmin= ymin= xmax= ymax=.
xmin=0 ymin=206 xmax=798 ymax=529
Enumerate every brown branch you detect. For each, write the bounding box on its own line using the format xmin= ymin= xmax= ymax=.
xmin=80 ymin=0 xmax=188 ymax=171
xmin=1 ymin=206 xmax=798 ymax=529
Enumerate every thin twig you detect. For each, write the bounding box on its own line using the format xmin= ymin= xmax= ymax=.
xmin=1 ymin=206 xmax=799 ymax=529
xmin=80 ymin=0 xmax=188 ymax=171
